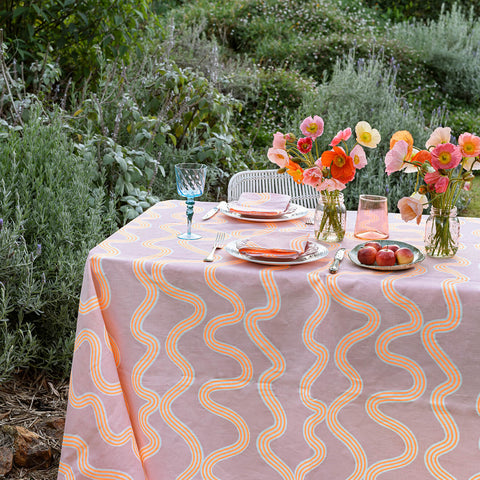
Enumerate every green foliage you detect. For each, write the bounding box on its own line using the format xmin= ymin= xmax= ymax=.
xmin=0 ymin=109 xmax=117 ymax=378
xmin=363 ymin=0 xmax=480 ymax=22
xmin=0 ymin=0 xmax=153 ymax=85
xmin=389 ymin=3 xmax=480 ymax=103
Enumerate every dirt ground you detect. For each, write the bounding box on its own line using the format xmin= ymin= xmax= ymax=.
xmin=0 ymin=372 xmax=68 ymax=480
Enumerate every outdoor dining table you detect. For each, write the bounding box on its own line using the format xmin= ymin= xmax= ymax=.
xmin=58 ymin=199 xmax=480 ymax=480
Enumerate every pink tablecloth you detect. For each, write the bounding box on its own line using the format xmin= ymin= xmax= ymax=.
xmin=58 ymin=200 xmax=480 ymax=480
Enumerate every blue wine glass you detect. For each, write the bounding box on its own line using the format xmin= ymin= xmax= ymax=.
xmin=175 ymin=163 xmax=207 ymax=240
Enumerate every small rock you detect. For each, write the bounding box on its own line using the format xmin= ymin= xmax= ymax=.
xmin=0 ymin=446 xmax=13 ymax=476
xmin=0 ymin=429 xmax=14 ymax=476
xmin=8 ymin=426 xmax=52 ymax=469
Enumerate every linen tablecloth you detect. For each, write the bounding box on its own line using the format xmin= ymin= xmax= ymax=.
xmin=58 ymin=200 xmax=480 ymax=480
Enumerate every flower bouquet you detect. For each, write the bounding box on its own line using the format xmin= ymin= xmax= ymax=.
xmin=267 ymin=115 xmax=381 ymax=242
xmin=385 ymin=127 xmax=479 ymax=257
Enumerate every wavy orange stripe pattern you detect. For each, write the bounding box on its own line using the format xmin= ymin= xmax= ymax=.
xmin=153 ymin=262 xmax=205 ymax=480
xmin=326 ymin=272 xmax=379 ymax=480
xmin=200 ymin=264 xmax=252 ymax=479
xmin=423 ymin=258 xmax=468 ymax=479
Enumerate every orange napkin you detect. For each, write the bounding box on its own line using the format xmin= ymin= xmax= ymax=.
xmin=228 ymin=192 xmax=291 ymax=217
xmin=237 ymin=233 xmax=311 ymax=261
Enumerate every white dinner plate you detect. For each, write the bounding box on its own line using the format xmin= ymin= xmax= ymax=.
xmin=348 ymin=239 xmax=425 ymax=271
xmin=225 ymin=240 xmax=329 ymax=266
xmin=219 ymin=202 xmax=309 ymax=222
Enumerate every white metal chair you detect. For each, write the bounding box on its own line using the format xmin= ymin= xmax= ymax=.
xmin=227 ymin=169 xmax=319 ymax=209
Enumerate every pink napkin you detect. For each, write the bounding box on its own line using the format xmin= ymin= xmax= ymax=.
xmin=228 ymin=192 xmax=291 ymax=217
xmin=237 ymin=232 xmax=311 ymax=261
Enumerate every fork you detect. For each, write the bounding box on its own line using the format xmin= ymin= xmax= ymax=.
xmin=203 ymin=232 xmax=226 ymax=262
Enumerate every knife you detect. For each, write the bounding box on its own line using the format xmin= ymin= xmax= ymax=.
xmin=202 ymin=202 xmax=226 ymax=220
xmin=329 ymin=248 xmax=346 ymax=273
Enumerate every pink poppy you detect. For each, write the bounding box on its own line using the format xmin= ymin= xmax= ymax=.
xmin=350 ymin=144 xmax=367 ymax=169
xmin=272 ymin=132 xmax=286 ymax=149
xmin=397 ymin=196 xmax=423 ymax=225
xmin=297 ymin=137 xmax=313 ymax=154
xmin=431 ymin=143 xmax=462 ymax=170
xmin=385 ymin=140 xmax=408 ymax=175
xmin=458 ymin=132 xmax=480 ymax=158
xmin=300 ymin=115 xmax=324 ymax=140
xmin=330 ymin=128 xmax=352 ymax=146
xmin=317 ymin=178 xmax=346 ymax=192
xmin=426 ymin=127 xmax=451 ymax=149
xmin=267 ymin=148 xmax=289 ymax=168
xmin=424 ymin=171 xmax=449 ymax=193
xmin=302 ymin=166 xmax=323 ymax=187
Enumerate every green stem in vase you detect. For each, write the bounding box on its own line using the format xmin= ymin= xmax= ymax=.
xmin=315 ymin=191 xmax=346 ymax=242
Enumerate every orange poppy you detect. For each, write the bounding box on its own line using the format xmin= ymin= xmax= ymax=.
xmin=286 ymin=159 xmax=304 ymax=184
xmin=390 ymin=130 xmax=414 ymax=160
xmin=411 ymin=149 xmax=431 ymax=165
xmin=320 ymin=147 xmax=356 ymax=184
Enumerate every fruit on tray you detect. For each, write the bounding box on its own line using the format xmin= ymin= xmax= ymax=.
xmin=357 ymin=246 xmax=377 ymax=265
xmin=395 ymin=247 xmax=415 ymax=265
xmin=375 ymin=247 xmax=396 ymax=266
xmin=356 ymin=243 xmax=415 ymax=266
xmin=364 ymin=241 xmax=382 ymax=251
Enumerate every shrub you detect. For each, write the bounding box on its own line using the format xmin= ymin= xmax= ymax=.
xmin=389 ymin=3 xmax=480 ymax=103
xmin=0 ymin=108 xmax=117 ymax=378
xmin=363 ymin=0 xmax=480 ymax=22
xmin=0 ymin=0 xmax=153 ymax=85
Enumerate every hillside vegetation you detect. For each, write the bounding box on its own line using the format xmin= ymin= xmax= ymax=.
xmin=0 ymin=0 xmax=479 ymax=378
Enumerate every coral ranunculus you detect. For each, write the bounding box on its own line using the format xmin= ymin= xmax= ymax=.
xmin=431 ymin=143 xmax=462 ymax=170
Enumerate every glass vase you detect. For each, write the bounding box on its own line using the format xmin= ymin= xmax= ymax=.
xmin=314 ymin=191 xmax=346 ymax=243
xmin=424 ymin=206 xmax=460 ymax=258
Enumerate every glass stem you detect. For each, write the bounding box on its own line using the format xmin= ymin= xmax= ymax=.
xmin=186 ymin=197 xmax=195 ymax=236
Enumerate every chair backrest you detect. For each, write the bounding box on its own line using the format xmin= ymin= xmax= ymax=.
xmin=227 ymin=169 xmax=319 ymax=209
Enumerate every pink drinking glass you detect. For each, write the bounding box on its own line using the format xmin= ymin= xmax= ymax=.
xmin=354 ymin=194 xmax=389 ymax=240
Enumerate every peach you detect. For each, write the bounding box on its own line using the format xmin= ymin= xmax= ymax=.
xmin=357 ymin=246 xmax=377 ymax=265
xmin=395 ymin=247 xmax=414 ymax=265
xmin=376 ymin=247 xmax=396 ymax=266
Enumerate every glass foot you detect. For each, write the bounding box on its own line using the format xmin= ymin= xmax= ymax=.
xmin=178 ymin=232 xmax=202 ymax=240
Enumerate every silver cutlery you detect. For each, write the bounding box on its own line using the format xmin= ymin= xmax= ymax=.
xmin=203 ymin=232 xmax=226 ymax=262
xmin=329 ymin=247 xmax=346 ymax=273
xmin=202 ymin=201 xmax=227 ymax=220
